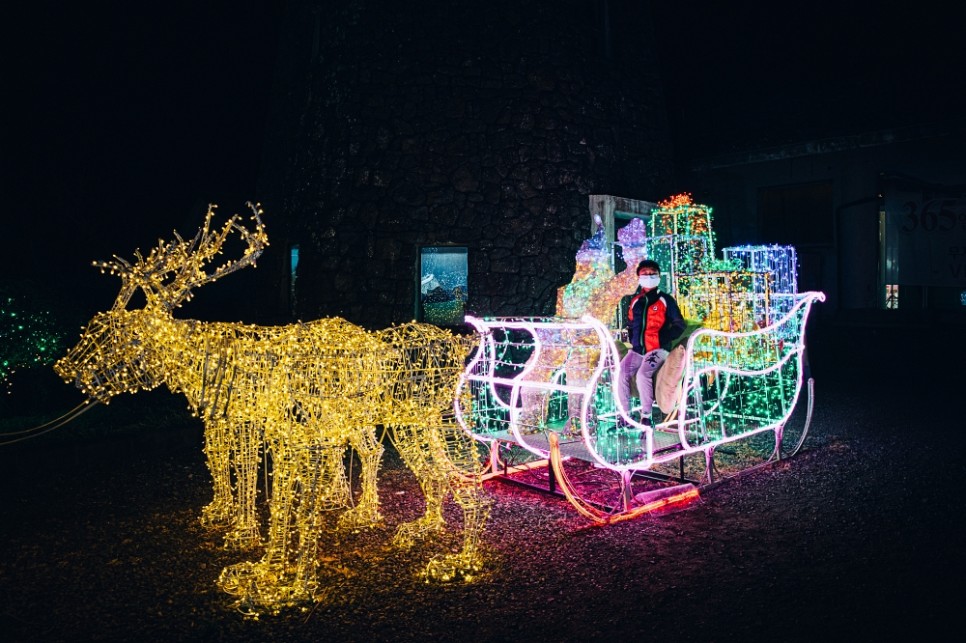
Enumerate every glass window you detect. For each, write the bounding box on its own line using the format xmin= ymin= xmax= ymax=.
xmin=418 ymin=246 xmax=468 ymax=327
xmin=885 ymin=284 xmax=899 ymax=309
xmin=289 ymin=245 xmax=299 ymax=316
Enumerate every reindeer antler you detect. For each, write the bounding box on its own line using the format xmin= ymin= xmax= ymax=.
xmin=96 ymin=202 xmax=269 ymax=311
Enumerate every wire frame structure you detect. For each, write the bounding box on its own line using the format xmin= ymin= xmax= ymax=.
xmin=645 ymin=194 xmax=717 ymax=293
xmin=723 ymin=244 xmax=799 ymax=324
xmin=459 ymin=294 xmax=820 ymax=469
xmin=645 ymin=234 xmax=712 ymax=292
xmin=456 ymin=292 xmax=824 ymax=521
xmin=556 ymin=217 xmax=650 ymax=324
xmin=649 ymin=194 xmax=715 ymax=243
xmin=681 ymin=293 xmax=820 ymax=442
xmin=675 ymin=271 xmax=773 ymax=333
xmin=456 ymin=193 xmax=824 ymax=524
xmin=55 ymin=205 xmax=489 ymax=616
xmin=372 ymin=323 xmax=489 ymax=579
xmin=459 ymin=318 xmax=615 ymax=441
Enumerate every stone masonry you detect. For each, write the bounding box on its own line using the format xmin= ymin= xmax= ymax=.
xmin=255 ymin=0 xmax=673 ymax=328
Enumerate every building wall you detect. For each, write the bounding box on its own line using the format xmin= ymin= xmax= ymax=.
xmin=678 ymin=124 xmax=966 ymax=314
xmin=254 ymin=0 xmax=672 ymax=328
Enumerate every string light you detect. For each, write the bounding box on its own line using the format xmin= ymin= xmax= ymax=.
xmin=52 ymin=192 xmax=825 ymax=605
xmin=456 ymin=193 xmax=824 ymax=519
xmin=55 ymin=205 xmax=489 ymax=616
xmin=552 ymin=218 xmax=650 ymax=429
xmin=556 ymin=217 xmax=649 ymax=322
xmin=676 ymin=271 xmax=772 ymax=333
xmin=647 ymin=192 xmax=718 ymax=309
xmin=1 ymin=293 xmax=65 ymax=392
xmin=722 ymin=244 xmax=800 ymax=326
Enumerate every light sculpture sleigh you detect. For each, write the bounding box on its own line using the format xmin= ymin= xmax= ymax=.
xmin=455 ymin=290 xmax=825 ymax=524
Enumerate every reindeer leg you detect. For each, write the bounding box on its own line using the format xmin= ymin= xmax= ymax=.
xmin=422 ymin=421 xmax=491 ymax=583
xmin=434 ymin=472 xmax=491 ymax=577
xmin=337 ymin=425 xmax=384 ymax=530
xmin=220 ymin=434 xmax=307 ymax=614
xmin=200 ymin=417 xmax=235 ymax=529
xmin=220 ymin=429 xmax=344 ymax=609
xmin=223 ymin=418 xmax=262 ymax=550
xmin=390 ymin=423 xmax=447 ymax=548
xmin=219 ymin=437 xmax=289 ymax=610
xmin=289 ymin=440 xmax=349 ymax=602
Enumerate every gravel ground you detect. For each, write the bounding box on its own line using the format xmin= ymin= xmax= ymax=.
xmin=1 ymin=319 xmax=963 ymax=642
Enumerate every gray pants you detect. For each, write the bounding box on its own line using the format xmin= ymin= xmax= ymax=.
xmin=617 ymin=348 xmax=668 ymax=421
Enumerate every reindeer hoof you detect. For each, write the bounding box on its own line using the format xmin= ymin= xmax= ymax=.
xmin=199 ymin=501 xmax=232 ymax=529
xmin=219 ymin=560 xmax=267 ymax=597
xmin=421 ymin=552 xmax=487 ymax=584
xmin=222 ymin=525 xmax=262 ymax=551
xmin=337 ymin=505 xmax=383 ymax=530
xmin=218 ymin=560 xmax=322 ymax=617
xmin=392 ymin=514 xmax=445 ymax=549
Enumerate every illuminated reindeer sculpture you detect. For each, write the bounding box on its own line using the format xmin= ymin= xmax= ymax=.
xmin=55 ymin=204 xmax=488 ymax=613
xmin=373 ymin=323 xmax=489 ymax=576
xmin=218 ymin=321 xmax=488 ymax=613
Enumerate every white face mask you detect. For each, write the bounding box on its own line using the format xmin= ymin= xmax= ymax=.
xmin=639 ymin=274 xmax=661 ymax=290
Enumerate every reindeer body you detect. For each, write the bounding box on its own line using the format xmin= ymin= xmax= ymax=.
xmin=162 ymin=315 xmax=385 ymax=548
xmin=55 ymin=205 xmax=488 ymax=614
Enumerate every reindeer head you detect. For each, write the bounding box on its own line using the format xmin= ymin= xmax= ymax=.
xmin=54 ymin=203 xmax=268 ymax=403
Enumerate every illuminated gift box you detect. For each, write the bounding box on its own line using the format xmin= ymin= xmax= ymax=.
xmin=645 ymin=234 xmax=712 ymax=283
xmin=722 ymin=244 xmax=798 ymax=322
xmin=649 ymin=197 xmax=714 ymax=240
xmin=675 ymin=270 xmax=772 ymax=333
xmin=646 ymin=195 xmax=716 ymax=284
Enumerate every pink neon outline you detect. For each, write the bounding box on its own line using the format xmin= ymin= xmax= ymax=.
xmin=459 ymin=292 xmax=824 ymax=474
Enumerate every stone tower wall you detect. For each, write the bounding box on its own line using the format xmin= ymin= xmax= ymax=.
xmin=256 ymin=0 xmax=672 ymax=327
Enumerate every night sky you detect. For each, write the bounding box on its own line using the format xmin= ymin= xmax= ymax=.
xmin=650 ymin=1 xmax=966 ymax=156
xmin=5 ymin=1 xmax=964 ymax=293
xmin=4 ymin=1 xmax=282 ymax=289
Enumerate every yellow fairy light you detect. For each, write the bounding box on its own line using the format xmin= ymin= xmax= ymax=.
xmin=374 ymin=323 xmax=489 ymax=578
xmin=55 ymin=205 xmax=489 ymax=616
xmin=677 ymin=271 xmax=772 ymax=333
